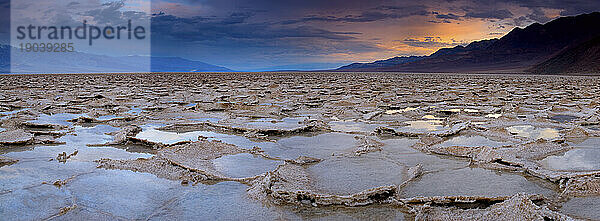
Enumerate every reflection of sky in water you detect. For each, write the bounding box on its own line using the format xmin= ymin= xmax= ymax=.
xmin=403 ymin=167 xmax=555 ymax=197
xmin=440 ymin=108 xmax=479 ymax=113
xmin=58 ymin=125 xmax=118 ymax=145
xmin=97 ymin=115 xmax=120 ymax=121
xmin=507 ymin=125 xmax=559 ymax=140
xmin=126 ymin=107 xmax=143 ymax=115
xmin=422 ymin=115 xmax=444 ymax=120
xmin=191 ymin=118 xmax=221 ymax=123
xmin=4 ymin=124 xmax=151 ymax=166
xmin=212 ymin=153 xmax=281 ymax=178
xmin=329 ymin=121 xmax=383 ymax=133
xmin=560 ymin=196 xmax=600 ymax=220
xmin=438 ymin=135 xmax=510 ymax=148
xmin=134 ymin=126 xmax=270 ymax=148
xmin=542 ymin=148 xmax=600 ymax=171
xmin=267 ymin=133 xmax=357 ymax=159
xmin=486 ymin=113 xmax=502 ymax=118
xmin=0 ymin=109 xmax=29 ymax=115
xmin=244 ymin=117 xmax=307 ymax=130
xmin=28 ymin=113 xmax=86 ymax=126
xmin=385 ymin=107 xmax=418 ymax=114
xmin=0 ymin=108 xmax=30 ymax=120
xmin=550 ymin=115 xmax=577 ymax=123
xmin=308 ymin=156 xmax=405 ymax=195
xmin=403 ymin=120 xmax=447 ymax=131
xmin=570 ymin=137 xmax=600 ymax=148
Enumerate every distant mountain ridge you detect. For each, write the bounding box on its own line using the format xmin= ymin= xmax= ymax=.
xmin=0 ymin=44 xmax=233 ymax=73
xmin=337 ymin=12 xmax=600 ymax=74
xmin=337 ymin=56 xmax=426 ymax=71
xmin=151 ymin=57 xmax=233 ymax=72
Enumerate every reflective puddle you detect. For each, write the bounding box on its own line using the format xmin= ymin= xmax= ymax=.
xmin=550 ymin=115 xmax=577 ymax=123
xmin=485 ymin=113 xmax=502 ymax=119
xmin=541 ymin=138 xmax=600 ymax=172
xmin=385 ymin=107 xmax=418 ymax=115
xmin=134 ymin=125 xmax=274 ymax=149
xmin=506 ymin=125 xmax=559 ymax=140
xmin=400 ymin=120 xmax=448 ymax=132
xmin=212 ymin=153 xmax=281 ymax=178
xmin=307 ymin=156 xmax=405 ymax=195
xmin=438 ymin=135 xmax=510 ymax=148
xmin=329 ymin=121 xmax=384 ymax=133
xmin=28 ymin=113 xmax=86 ymax=126
xmin=264 ymin=133 xmax=357 ymax=159
xmin=243 ymin=117 xmax=307 ymax=130
xmin=541 ymin=149 xmax=600 ymax=171
xmin=560 ymin=196 xmax=600 ymax=220
xmin=402 ymin=167 xmax=556 ymax=197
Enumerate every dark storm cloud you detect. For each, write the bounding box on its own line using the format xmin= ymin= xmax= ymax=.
xmin=427 ymin=20 xmax=452 ymax=23
xmin=433 ymin=12 xmax=461 ymax=20
xmin=399 ymin=37 xmax=457 ymax=48
xmin=463 ymin=0 xmax=600 ymax=19
xmin=221 ymin=12 xmax=254 ymax=24
xmin=149 ymin=10 xmax=382 ymax=70
xmin=464 ymin=9 xmax=513 ymax=19
xmin=280 ymin=5 xmax=429 ymax=24
xmin=526 ymin=7 xmax=552 ymax=23
xmin=151 ymin=14 xmax=360 ymax=41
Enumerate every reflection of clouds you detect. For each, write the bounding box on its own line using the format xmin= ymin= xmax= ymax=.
xmin=244 ymin=117 xmax=305 ymax=130
xmin=135 ymin=128 xmax=213 ymax=145
xmin=405 ymin=120 xmax=446 ymax=131
xmin=212 ymin=153 xmax=280 ymax=178
xmin=543 ymin=149 xmax=600 ymax=171
xmin=134 ymin=126 xmax=265 ymax=148
xmin=385 ymin=107 xmax=418 ymax=114
xmin=572 ymin=137 xmax=600 ymax=148
xmin=329 ymin=121 xmax=383 ymax=133
xmin=439 ymin=135 xmax=509 ymax=148
xmin=507 ymin=125 xmax=558 ymax=140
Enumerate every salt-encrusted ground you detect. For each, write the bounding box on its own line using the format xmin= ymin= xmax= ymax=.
xmin=1 ymin=73 xmax=599 ymax=220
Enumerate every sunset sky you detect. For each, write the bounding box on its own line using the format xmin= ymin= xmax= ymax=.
xmin=149 ymin=0 xmax=600 ymax=71
xmin=2 ymin=0 xmax=600 ymax=71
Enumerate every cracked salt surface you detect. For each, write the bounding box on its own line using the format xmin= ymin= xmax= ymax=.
xmin=3 ymin=73 xmax=599 ymax=220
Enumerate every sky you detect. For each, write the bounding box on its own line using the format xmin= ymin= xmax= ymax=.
xmin=2 ymin=0 xmax=600 ymax=71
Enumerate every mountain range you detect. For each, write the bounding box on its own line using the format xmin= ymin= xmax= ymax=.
xmin=0 ymin=45 xmax=232 ymax=73
xmin=338 ymin=12 xmax=600 ymax=74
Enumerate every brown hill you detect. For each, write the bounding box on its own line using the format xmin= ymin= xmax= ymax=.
xmin=529 ymin=36 xmax=600 ymax=74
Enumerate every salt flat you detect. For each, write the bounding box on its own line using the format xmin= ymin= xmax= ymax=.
xmin=0 ymin=72 xmax=599 ymax=220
